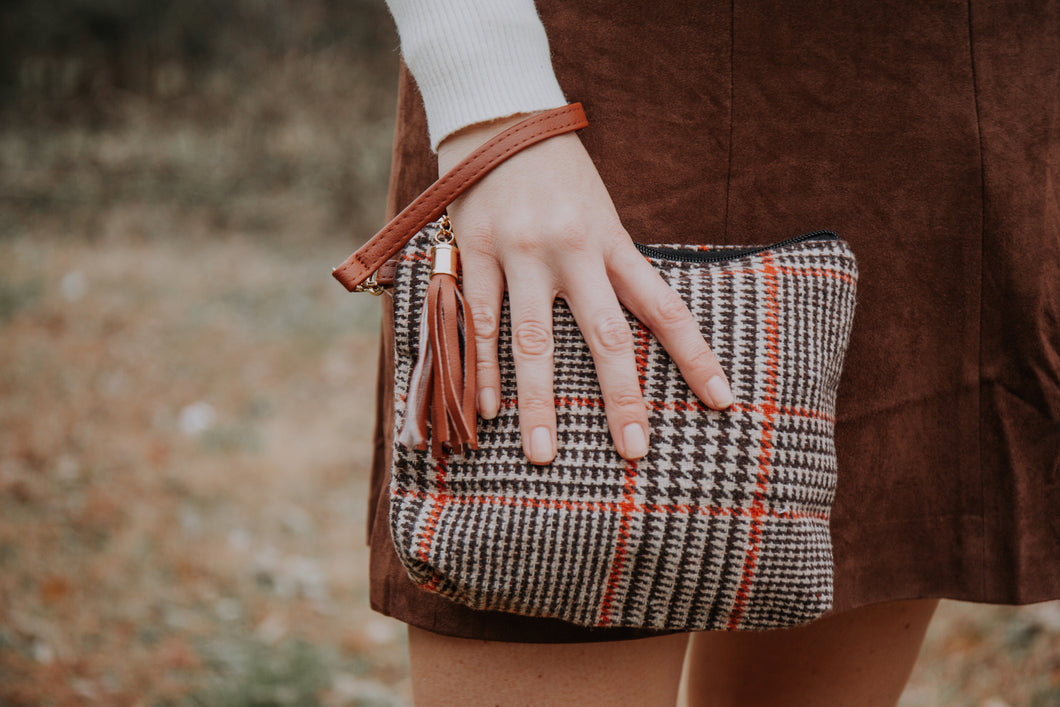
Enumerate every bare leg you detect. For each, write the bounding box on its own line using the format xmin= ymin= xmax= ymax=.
xmin=684 ymin=599 xmax=939 ymax=707
xmin=408 ymin=626 xmax=689 ymax=707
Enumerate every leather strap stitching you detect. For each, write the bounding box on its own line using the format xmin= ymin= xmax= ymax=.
xmin=332 ymin=103 xmax=587 ymax=290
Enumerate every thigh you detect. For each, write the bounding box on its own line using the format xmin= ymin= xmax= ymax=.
xmin=684 ymin=599 xmax=939 ymax=707
xmin=408 ymin=626 xmax=689 ymax=707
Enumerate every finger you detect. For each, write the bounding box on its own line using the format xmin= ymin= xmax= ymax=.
xmin=504 ymin=265 xmax=558 ymax=465
xmin=459 ymin=249 xmax=504 ymax=419
xmin=609 ymin=245 xmax=734 ymax=409
xmin=559 ymin=262 xmax=651 ymax=460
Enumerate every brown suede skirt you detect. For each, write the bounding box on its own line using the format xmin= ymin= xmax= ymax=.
xmin=365 ymin=0 xmax=1060 ymax=642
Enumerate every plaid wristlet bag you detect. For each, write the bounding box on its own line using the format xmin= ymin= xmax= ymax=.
xmin=333 ymin=105 xmax=859 ymax=631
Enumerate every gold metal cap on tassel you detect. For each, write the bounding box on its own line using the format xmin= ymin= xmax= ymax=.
xmin=431 ymin=242 xmax=458 ymax=277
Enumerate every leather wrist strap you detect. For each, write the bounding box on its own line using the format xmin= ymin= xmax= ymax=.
xmin=332 ymin=103 xmax=588 ymax=292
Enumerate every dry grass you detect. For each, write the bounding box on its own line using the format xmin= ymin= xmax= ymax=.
xmin=0 ymin=231 xmax=409 ymax=705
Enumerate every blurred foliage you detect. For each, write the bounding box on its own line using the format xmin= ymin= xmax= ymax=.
xmin=0 ymin=0 xmax=401 ymax=246
xmin=189 ymin=636 xmax=333 ymax=706
xmin=0 ymin=275 xmax=41 ymax=324
xmin=0 ymin=0 xmax=397 ymax=120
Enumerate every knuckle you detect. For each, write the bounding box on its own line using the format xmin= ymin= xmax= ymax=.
xmin=601 ymin=227 xmax=634 ymax=260
xmin=591 ymin=314 xmax=634 ymax=354
xmin=518 ymin=396 xmax=555 ymax=417
xmin=470 ymin=304 xmax=499 ymax=341
xmin=550 ymin=220 xmax=592 ymax=254
xmin=454 ymin=220 xmax=493 ymax=250
xmin=492 ymin=212 xmax=543 ymax=257
xmin=604 ymin=390 xmax=647 ymax=414
xmin=501 ymin=233 xmax=540 ymax=257
xmin=513 ymin=320 xmax=553 ymax=358
xmin=652 ymin=289 xmax=691 ymax=328
xmin=686 ymin=346 xmax=722 ymax=376
xmin=475 ymin=345 xmax=499 ymax=370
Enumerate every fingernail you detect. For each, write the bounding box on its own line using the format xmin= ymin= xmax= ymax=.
xmin=623 ymin=423 xmax=648 ymax=458
xmin=707 ymin=375 xmax=734 ymax=408
xmin=478 ymin=388 xmax=499 ymax=419
xmin=529 ymin=426 xmax=554 ymax=464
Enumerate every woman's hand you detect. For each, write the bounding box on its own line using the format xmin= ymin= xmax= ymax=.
xmin=437 ymin=113 xmax=733 ymax=465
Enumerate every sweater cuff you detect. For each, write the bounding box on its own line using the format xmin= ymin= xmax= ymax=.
xmin=387 ymin=0 xmax=568 ymax=150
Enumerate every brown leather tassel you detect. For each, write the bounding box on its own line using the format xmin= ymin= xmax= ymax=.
xmin=398 ymin=223 xmax=478 ymax=456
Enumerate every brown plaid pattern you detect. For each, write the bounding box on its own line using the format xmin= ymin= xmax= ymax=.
xmin=389 ymin=226 xmax=858 ymax=631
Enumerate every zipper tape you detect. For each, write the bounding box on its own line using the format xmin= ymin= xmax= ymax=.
xmin=634 ymin=230 xmax=840 ymax=264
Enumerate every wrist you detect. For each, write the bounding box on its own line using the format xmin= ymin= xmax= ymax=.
xmin=437 ymin=111 xmax=550 ymax=174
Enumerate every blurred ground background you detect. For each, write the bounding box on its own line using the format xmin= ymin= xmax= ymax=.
xmin=0 ymin=1 xmax=1056 ymax=705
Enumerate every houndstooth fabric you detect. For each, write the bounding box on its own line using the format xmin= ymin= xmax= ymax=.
xmin=388 ymin=226 xmax=858 ymax=631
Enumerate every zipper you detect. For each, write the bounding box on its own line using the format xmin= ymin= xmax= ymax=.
xmin=633 ymin=230 xmax=839 ymax=264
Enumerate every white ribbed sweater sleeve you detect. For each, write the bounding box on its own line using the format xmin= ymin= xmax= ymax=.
xmin=385 ymin=0 xmax=568 ymax=150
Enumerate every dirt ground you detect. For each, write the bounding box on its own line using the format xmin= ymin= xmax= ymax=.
xmin=1 ymin=3 xmax=1058 ymax=703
